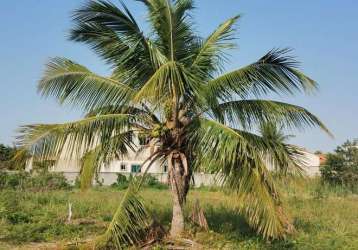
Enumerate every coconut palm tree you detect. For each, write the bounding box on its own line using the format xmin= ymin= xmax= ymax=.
xmin=260 ymin=122 xmax=294 ymax=145
xmin=259 ymin=122 xmax=307 ymax=176
xmin=18 ymin=0 xmax=330 ymax=247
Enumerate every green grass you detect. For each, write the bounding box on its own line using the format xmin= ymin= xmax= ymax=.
xmin=0 ymin=178 xmax=357 ymax=249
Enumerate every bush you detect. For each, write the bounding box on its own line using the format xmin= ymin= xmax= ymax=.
xmin=111 ymin=173 xmax=129 ymax=190
xmin=111 ymin=174 xmax=168 ymax=190
xmin=0 ymin=171 xmax=70 ymax=191
xmin=0 ymin=144 xmax=16 ymax=170
xmin=320 ymin=140 xmax=358 ymax=193
xmin=0 ymin=171 xmax=29 ymax=189
xmin=145 ymin=175 xmax=168 ymax=189
xmin=28 ymin=172 xmax=70 ymax=191
xmin=0 ymin=190 xmax=31 ymax=226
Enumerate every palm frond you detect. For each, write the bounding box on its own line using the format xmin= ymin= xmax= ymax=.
xmin=71 ymin=0 xmax=143 ymax=44
xmin=97 ymin=153 xmax=163 ymax=249
xmin=9 ymin=147 xmax=31 ymax=170
xmin=39 ymin=57 xmax=135 ymax=111
xmin=97 ymin=177 xmax=151 ymax=249
xmin=236 ymin=129 xmax=306 ymax=176
xmin=70 ymin=0 xmax=168 ymax=85
xmin=139 ymin=0 xmax=196 ymax=63
xmin=133 ymin=61 xmax=184 ymax=104
xmin=17 ymin=114 xmax=135 ymax=161
xmin=259 ymin=122 xmax=293 ymax=144
xmin=189 ymin=118 xmax=292 ymax=238
xmin=84 ymin=104 xmax=160 ymax=128
xmin=207 ymin=48 xmax=317 ymax=101
xmin=174 ymin=0 xmax=195 ymax=19
xmin=70 ymin=0 xmax=144 ymax=61
xmin=79 ymin=131 xmax=135 ymax=190
xmin=213 ymin=99 xmax=332 ymax=135
xmin=191 ymin=15 xmax=240 ymax=79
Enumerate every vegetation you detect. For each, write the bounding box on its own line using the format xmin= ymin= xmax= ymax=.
xmin=17 ymin=0 xmax=330 ymax=247
xmin=0 ymin=171 xmax=70 ymax=191
xmin=111 ymin=174 xmax=168 ymax=190
xmin=259 ymin=122 xmax=305 ymax=176
xmin=0 ymin=179 xmax=357 ymax=249
xmin=321 ymin=140 xmax=358 ymax=193
xmin=0 ymin=144 xmax=16 ymax=170
xmin=0 ymin=144 xmax=15 ymax=163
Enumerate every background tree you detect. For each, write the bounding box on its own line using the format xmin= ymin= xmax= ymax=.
xmin=18 ymin=0 xmax=330 ymax=247
xmin=0 ymin=144 xmax=16 ymax=170
xmin=0 ymin=144 xmax=16 ymax=162
xmin=259 ymin=122 xmax=308 ymax=176
xmin=321 ymin=140 xmax=358 ymax=192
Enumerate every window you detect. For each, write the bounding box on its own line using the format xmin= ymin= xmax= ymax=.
xmin=163 ymin=164 xmax=168 ymax=173
xmin=131 ymin=164 xmax=141 ymax=173
xmin=120 ymin=163 xmax=126 ymax=171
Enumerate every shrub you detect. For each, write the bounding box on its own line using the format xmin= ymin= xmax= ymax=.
xmin=111 ymin=174 xmax=168 ymax=190
xmin=145 ymin=175 xmax=168 ymax=189
xmin=0 ymin=144 xmax=16 ymax=170
xmin=28 ymin=171 xmax=70 ymax=191
xmin=0 ymin=171 xmax=70 ymax=191
xmin=0 ymin=171 xmax=29 ymax=189
xmin=111 ymin=173 xmax=129 ymax=190
xmin=6 ymin=211 xmax=32 ymax=224
xmin=320 ymin=140 xmax=358 ymax=193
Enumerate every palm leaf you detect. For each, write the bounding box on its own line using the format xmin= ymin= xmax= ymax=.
xmin=17 ymin=114 xmax=134 ymax=161
xmin=139 ymin=0 xmax=196 ymax=62
xmin=189 ymin=118 xmax=292 ymax=238
xmin=97 ymin=177 xmax=151 ymax=249
xmin=133 ymin=61 xmax=184 ymax=104
xmin=70 ymin=0 xmax=168 ymax=87
xmin=235 ymin=129 xmax=306 ymax=176
xmin=214 ymin=99 xmax=332 ymax=135
xmin=97 ymin=154 xmax=163 ymax=249
xmin=191 ymin=15 xmax=240 ymax=79
xmin=207 ymin=48 xmax=317 ymax=101
xmin=39 ymin=57 xmax=135 ymax=111
xmin=79 ymin=131 xmax=135 ymax=190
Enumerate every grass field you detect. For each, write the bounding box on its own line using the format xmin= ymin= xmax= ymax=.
xmin=0 ymin=178 xmax=357 ymax=249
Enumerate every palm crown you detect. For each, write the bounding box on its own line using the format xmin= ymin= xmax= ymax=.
xmin=19 ymin=0 xmax=330 ymax=246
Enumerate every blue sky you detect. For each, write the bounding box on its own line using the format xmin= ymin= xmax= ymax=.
xmin=0 ymin=0 xmax=357 ymax=152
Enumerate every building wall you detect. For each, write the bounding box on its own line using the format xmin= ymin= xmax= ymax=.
xmin=61 ymin=172 xmax=218 ymax=187
xmin=26 ymin=140 xmax=321 ymax=186
xmin=301 ymin=151 xmax=321 ymax=176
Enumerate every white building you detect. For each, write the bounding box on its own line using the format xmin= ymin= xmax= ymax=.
xmin=26 ymin=137 xmax=321 ymax=186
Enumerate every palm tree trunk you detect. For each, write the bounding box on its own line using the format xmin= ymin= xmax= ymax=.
xmin=169 ymin=153 xmax=190 ymax=237
xmin=170 ymin=182 xmax=185 ymax=237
